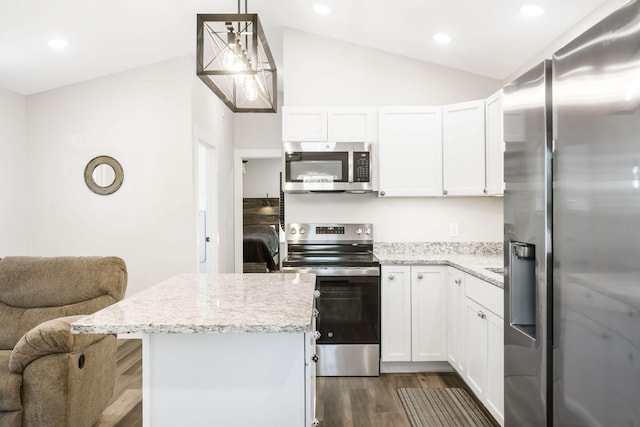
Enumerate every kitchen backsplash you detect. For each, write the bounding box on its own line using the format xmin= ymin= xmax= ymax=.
xmin=374 ymin=241 xmax=502 ymax=256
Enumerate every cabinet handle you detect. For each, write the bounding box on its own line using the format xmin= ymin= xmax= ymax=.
xmin=455 ymin=278 xmax=461 ymax=285
xmin=443 ymin=189 xmax=448 ymax=195
xmin=380 ymin=191 xmax=386 ymax=196
xmin=312 ymin=354 xmax=319 ymax=363
xmin=477 ymin=311 xmax=486 ymax=319
xmin=388 ymin=274 xmax=395 ymax=280
xmin=417 ymin=273 xmax=423 ymax=279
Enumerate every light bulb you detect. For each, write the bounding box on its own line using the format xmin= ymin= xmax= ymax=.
xmin=222 ymin=44 xmax=237 ymax=70
xmin=245 ymin=78 xmax=258 ymax=101
xmin=234 ymin=62 xmax=247 ymax=87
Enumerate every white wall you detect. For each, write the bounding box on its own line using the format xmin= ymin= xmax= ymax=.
xmin=287 ymin=194 xmax=502 ymax=242
xmin=282 ymin=31 xmax=504 ymax=243
xmin=283 ymin=29 xmax=502 ymax=106
xmin=25 ymin=57 xmax=198 ymax=296
xmin=233 ymin=93 xmax=283 ymax=150
xmin=191 ymin=72 xmax=236 ymax=274
xmin=0 ymin=87 xmax=27 ymax=255
xmin=243 ymin=158 xmax=281 ymax=198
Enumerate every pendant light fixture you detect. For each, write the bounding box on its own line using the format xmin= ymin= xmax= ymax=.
xmin=196 ymin=1 xmax=277 ymax=112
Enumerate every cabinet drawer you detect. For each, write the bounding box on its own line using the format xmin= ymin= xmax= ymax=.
xmin=465 ymin=274 xmax=503 ymax=318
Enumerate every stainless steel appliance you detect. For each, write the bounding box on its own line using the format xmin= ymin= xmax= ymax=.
xmin=282 ymin=223 xmax=380 ymax=376
xmin=505 ymin=2 xmax=640 ymax=425
xmin=503 ymin=59 xmax=552 ymax=426
xmin=282 ymin=142 xmax=372 ymax=193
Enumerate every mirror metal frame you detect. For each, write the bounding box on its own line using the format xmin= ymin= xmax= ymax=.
xmin=84 ymin=155 xmax=124 ymax=195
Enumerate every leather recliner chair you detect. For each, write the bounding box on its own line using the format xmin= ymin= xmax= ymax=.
xmin=0 ymin=256 xmax=127 ymax=427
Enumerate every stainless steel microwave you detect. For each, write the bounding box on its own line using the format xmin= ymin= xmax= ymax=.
xmin=282 ymin=142 xmax=373 ymax=193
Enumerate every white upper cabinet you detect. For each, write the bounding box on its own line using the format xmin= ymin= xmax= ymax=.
xmin=378 ymin=107 xmax=443 ymax=197
xmin=282 ymin=107 xmax=374 ymax=142
xmin=282 ymin=107 xmax=328 ymax=141
xmin=485 ymin=90 xmax=504 ymax=195
xmin=442 ymin=100 xmax=486 ymax=196
xmin=327 ymin=108 xmax=374 ymax=142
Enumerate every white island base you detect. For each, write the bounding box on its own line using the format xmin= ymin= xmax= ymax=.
xmin=143 ymin=332 xmax=315 ymax=427
xmin=71 ymin=273 xmax=318 ymax=427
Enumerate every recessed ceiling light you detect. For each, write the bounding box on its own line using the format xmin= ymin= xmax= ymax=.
xmin=433 ymin=33 xmax=452 ymax=44
xmin=313 ymin=3 xmax=331 ymax=14
xmin=520 ymin=4 xmax=544 ymax=16
xmin=48 ymin=38 xmax=69 ymax=49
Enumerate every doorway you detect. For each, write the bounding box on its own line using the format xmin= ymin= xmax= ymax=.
xmin=233 ymin=149 xmax=281 ymax=273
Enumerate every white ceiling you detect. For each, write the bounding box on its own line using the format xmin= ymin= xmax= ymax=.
xmin=0 ymin=0 xmax=616 ymax=95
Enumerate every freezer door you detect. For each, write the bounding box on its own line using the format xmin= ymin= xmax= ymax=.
xmin=553 ymin=1 xmax=640 ymax=425
xmin=503 ymin=59 xmax=552 ymax=427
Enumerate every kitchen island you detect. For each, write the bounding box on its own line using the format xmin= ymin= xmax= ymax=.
xmin=71 ymin=273 xmax=317 ymax=427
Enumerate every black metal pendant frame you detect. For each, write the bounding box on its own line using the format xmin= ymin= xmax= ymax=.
xmin=196 ymin=13 xmax=277 ymax=113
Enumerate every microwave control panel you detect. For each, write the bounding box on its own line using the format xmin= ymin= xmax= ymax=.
xmin=353 ymin=152 xmax=370 ymax=182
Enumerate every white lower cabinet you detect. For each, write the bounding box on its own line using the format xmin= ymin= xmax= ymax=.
xmin=446 ymin=268 xmax=466 ymax=374
xmin=382 ymin=265 xmax=504 ymax=426
xmin=381 ymin=265 xmax=446 ymax=362
xmin=465 ymin=298 xmax=489 ymax=397
xmin=381 ymin=266 xmax=412 ymax=361
xmin=463 ymin=274 xmax=504 ymax=426
xmin=486 ymin=309 xmax=504 ymax=425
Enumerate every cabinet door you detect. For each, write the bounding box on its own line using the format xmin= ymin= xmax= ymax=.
xmin=457 ymin=272 xmax=468 ymax=377
xmin=305 ymin=330 xmax=317 ymax=427
xmin=485 ymin=90 xmax=504 ymax=196
xmin=381 ymin=266 xmax=411 ymax=361
xmin=446 ymin=268 xmax=464 ymax=370
xmin=378 ymin=107 xmax=443 ymax=197
xmin=442 ymin=100 xmax=486 ymax=196
xmin=486 ymin=310 xmax=504 ymax=426
xmin=411 ymin=266 xmax=447 ymax=361
xmin=327 ymin=108 xmax=374 ymax=142
xmin=282 ymin=107 xmax=328 ymax=141
xmin=465 ymin=297 xmax=488 ymax=400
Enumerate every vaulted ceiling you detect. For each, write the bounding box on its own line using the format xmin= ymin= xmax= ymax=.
xmin=0 ymin=0 xmax=619 ymax=95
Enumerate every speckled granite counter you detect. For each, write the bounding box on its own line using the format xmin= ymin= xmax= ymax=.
xmin=375 ymin=242 xmax=504 ymax=288
xmin=71 ymin=273 xmax=317 ymax=335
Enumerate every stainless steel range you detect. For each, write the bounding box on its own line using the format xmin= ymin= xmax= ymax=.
xmin=282 ymin=223 xmax=380 ymax=377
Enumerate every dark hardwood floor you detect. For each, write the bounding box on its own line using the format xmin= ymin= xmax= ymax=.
xmin=98 ymin=339 xmax=491 ymax=427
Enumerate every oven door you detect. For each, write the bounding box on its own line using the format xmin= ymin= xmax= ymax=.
xmin=314 ymin=274 xmax=380 ymax=376
xmin=315 ymin=275 xmax=380 ymax=345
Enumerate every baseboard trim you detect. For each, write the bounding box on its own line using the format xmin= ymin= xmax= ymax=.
xmin=381 ymin=361 xmax=454 ymax=373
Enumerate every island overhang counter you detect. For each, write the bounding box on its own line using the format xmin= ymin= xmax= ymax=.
xmin=71 ymin=273 xmax=318 ymax=427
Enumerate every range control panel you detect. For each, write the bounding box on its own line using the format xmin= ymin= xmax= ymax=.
xmin=286 ymin=223 xmax=373 ymax=243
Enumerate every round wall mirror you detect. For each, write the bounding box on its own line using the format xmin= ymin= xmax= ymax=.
xmin=84 ymin=155 xmax=124 ymax=195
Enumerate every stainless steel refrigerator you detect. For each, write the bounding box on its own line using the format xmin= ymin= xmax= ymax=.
xmin=505 ymin=1 xmax=640 ymax=425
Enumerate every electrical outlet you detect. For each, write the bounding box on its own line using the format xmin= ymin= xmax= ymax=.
xmin=449 ymin=222 xmax=459 ymax=237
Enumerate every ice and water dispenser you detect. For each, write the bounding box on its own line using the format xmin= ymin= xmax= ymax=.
xmin=509 ymin=241 xmax=537 ymax=339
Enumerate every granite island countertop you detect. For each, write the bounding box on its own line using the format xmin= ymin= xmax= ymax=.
xmin=375 ymin=242 xmax=504 ymax=288
xmin=71 ymin=273 xmax=317 ymax=335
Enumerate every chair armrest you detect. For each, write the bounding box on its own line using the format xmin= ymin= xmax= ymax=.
xmin=9 ymin=315 xmax=113 ymax=374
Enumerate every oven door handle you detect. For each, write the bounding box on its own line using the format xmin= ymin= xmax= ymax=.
xmin=281 ymin=266 xmax=380 ymax=277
